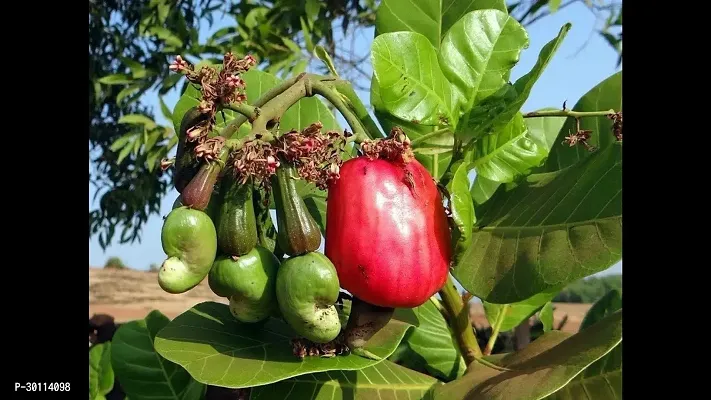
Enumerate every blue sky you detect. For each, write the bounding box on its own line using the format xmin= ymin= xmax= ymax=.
xmin=89 ymin=2 xmax=622 ymax=278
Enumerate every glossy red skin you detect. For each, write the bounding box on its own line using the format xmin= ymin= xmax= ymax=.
xmin=325 ymin=157 xmax=452 ymax=308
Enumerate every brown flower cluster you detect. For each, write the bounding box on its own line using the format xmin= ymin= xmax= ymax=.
xmin=169 ymin=53 xmax=256 ymax=145
xmin=193 ymin=136 xmax=226 ymax=163
xmin=231 ymin=139 xmax=280 ymax=186
xmin=290 ymin=335 xmax=350 ymax=360
xmin=274 ymin=122 xmax=350 ymax=190
xmin=562 ymin=119 xmax=595 ymax=151
xmin=361 ymin=126 xmax=415 ymax=163
xmin=608 ymin=111 xmax=623 ymax=141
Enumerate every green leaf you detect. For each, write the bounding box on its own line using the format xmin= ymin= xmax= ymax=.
xmin=375 ymin=0 xmax=507 ymax=49
xmin=549 ymin=0 xmax=563 ymax=12
xmin=453 ymin=142 xmax=622 ymax=303
xmin=118 ymin=114 xmax=157 ymax=129
xmin=435 ymin=310 xmax=622 ymax=400
xmin=470 ymin=174 xmax=501 ymax=205
xmin=580 ymin=288 xmax=622 ymax=331
xmin=447 ymin=161 xmax=475 ymax=265
xmin=540 ymin=302 xmax=554 ymax=332
xmin=464 ymin=23 xmax=571 ymax=139
xmin=112 ymin=310 xmax=206 ymax=400
xmin=545 ymin=71 xmax=622 ymax=171
xmin=119 ymin=56 xmax=149 ymax=79
xmin=116 ymin=85 xmax=142 ymax=104
xmin=144 ymin=129 xmax=162 ymax=152
xmin=524 ymin=108 xmax=567 ymax=155
xmin=472 ymin=112 xmax=547 ymax=183
xmin=89 ymin=342 xmax=114 ymax=399
xmin=483 ymin=286 xmax=561 ymax=332
xmin=371 ymin=32 xmax=455 ymax=127
xmin=154 ymin=302 xmax=417 ymax=389
xmin=148 ymin=26 xmax=184 ymax=47
xmin=251 ymin=360 xmax=440 ymax=399
xmin=98 ymin=74 xmax=134 ymax=85
xmin=159 ymin=97 xmax=173 ymax=121
xmin=300 ymin=17 xmax=315 ymax=53
xmin=546 ymin=290 xmax=622 ymax=400
xmin=401 ymin=300 xmax=467 ymax=381
xmin=439 ymin=10 xmax=529 ymax=136
xmin=371 ymin=78 xmax=451 ymax=180
xmin=110 ymin=133 xmax=136 ymax=152
xmin=245 ymin=7 xmax=269 ymax=29
xmin=117 ymin=144 xmax=134 ymax=165
xmin=305 ymin=0 xmax=321 ymax=22
xmin=314 ymin=45 xmax=339 ymax=76
xmin=282 ymin=37 xmax=302 ymax=54
xmin=290 ymin=59 xmax=309 ymax=76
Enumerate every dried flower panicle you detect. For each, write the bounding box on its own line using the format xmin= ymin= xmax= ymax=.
xmin=290 ymin=335 xmax=350 ymax=360
xmin=608 ymin=111 xmax=623 ymax=141
xmin=562 ymin=119 xmax=595 ymax=151
xmin=193 ymin=136 xmax=226 ymax=163
xmin=231 ymin=139 xmax=280 ymax=186
xmin=361 ymin=126 xmax=414 ymax=163
xmin=169 ymin=52 xmax=256 ymax=147
xmin=274 ymin=122 xmax=349 ymax=190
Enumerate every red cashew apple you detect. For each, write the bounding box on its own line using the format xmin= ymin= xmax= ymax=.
xmin=324 ymin=156 xmax=452 ymax=308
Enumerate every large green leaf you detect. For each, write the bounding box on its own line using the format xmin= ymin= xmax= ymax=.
xmin=546 ymin=289 xmax=622 ymax=400
xmin=89 ymin=342 xmax=114 ymax=400
xmin=402 ymin=300 xmax=467 ymax=381
xmin=440 ymin=10 xmax=529 ymax=134
xmin=372 ymin=1 xmax=506 ymax=179
xmin=154 ymin=301 xmax=417 ymax=389
xmin=372 ymin=32 xmax=455 ymax=126
xmin=112 ymin=310 xmax=206 ymax=400
xmin=251 ymin=360 xmax=441 ymax=399
xmin=524 ymin=108 xmax=567 ymax=155
xmin=453 ymin=142 xmax=622 ymax=303
xmin=371 ymin=78 xmax=452 ymax=180
xmin=447 ymin=161 xmax=476 ymax=265
xmin=463 ymin=23 xmax=571 ymax=139
xmin=375 ymin=0 xmax=507 ymax=49
xmin=171 ymin=68 xmax=340 ymax=140
xmin=545 ymin=71 xmax=622 ymax=171
xmin=470 ymin=174 xmax=502 ymax=205
xmin=472 ymin=113 xmax=548 ymax=183
xmin=483 ymin=285 xmax=562 ymax=332
xmin=434 ymin=309 xmax=622 ymax=400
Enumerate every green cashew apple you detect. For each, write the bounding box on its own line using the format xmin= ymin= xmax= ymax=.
xmin=158 ymin=206 xmax=217 ymax=294
xmin=208 ymin=246 xmax=280 ymax=323
xmin=172 ymin=191 xmax=220 ymax=222
xmin=215 ymin=174 xmax=258 ymax=256
xmin=271 ymin=164 xmax=321 ymax=256
xmin=276 ymin=252 xmax=341 ymax=343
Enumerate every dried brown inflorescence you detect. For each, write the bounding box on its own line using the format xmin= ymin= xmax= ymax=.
xmin=609 ymin=111 xmax=623 ymax=141
xmin=361 ymin=127 xmax=415 ymax=163
xmin=194 ymin=137 xmax=226 ymax=163
xmin=274 ymin=122 xmax=350 ymax=190
xmin=562 ymin=118 xmax=595 ymax=151
xmin=229 ymin=122 xmax=351 ymax=191
xmin=290 ymin=334 xmax=350 ymax=360
xmin=231 ymin=139 xmax=281 ymax=187
xmin=169 ymin=53 xmax=256 ymax=145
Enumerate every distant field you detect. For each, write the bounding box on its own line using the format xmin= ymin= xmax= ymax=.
xmin=89 ymin=267 xmax=590 ymax=332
